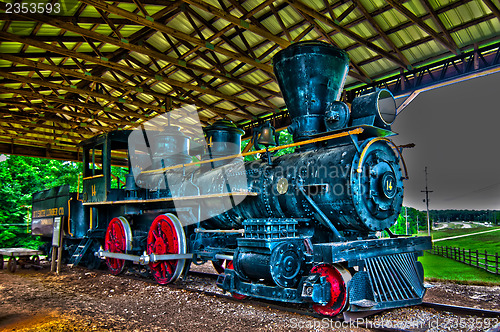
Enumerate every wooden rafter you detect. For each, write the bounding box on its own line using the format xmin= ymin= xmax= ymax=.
xmin=285 ymin=0 xmax=408 ymax=69
xmin=385 ymin=0 xmax=459 ymax=55
xmin=184 ymin=0 xmax=290 ymax=48
xmin=483 ymin=0 xmax=500 ymax=21
xmin=420 ymin=0 xmax=459 ymax=50
xmin=79 ymin=0 xmax=273 ymax=74
xmin=0 ymin=0 xmax=498 ymax=161
xmin=352 ymin=0 xmax=412 ymax=69
xmin=0 ymin=33 xmax=273 ymax=114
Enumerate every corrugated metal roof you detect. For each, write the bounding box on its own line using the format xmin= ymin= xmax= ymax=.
xmin=0 ymin=0 xmax=499 ymax=159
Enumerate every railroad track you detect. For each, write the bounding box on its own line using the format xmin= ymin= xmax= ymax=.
xmin=420 ymin=302 xmax=500 ymax=318
xmin=187 ymin=270 xmax=500 ymax=331
xmin=68 ymin=266 xmax=500 ymax=332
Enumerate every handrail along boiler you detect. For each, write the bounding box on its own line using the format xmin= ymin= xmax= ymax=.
xmin=60 ymin=41 xmax=431 ymax=316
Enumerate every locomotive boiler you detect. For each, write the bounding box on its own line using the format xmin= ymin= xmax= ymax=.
xmin=45 ymin=41 xmax=431 ymax=317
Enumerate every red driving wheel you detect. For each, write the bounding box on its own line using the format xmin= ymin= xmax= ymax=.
xmin=311 ymin=264 xmax=348 ymax=316
xmin=104 ymin=217 xmax=129 ymax=275
xmin=147 ymin=214 xmax=184 ymax=285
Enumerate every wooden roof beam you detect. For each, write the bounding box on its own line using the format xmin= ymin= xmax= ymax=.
xmin=483 ymin=0 xmax=500 ymax=21
xmin=0 ymin=87 xmax=147 ymax=122
xmin=0 ymin=33 xmax=275 ymax=112
xmin=183 ymin=8 xmax=227 ymax=75
xmin=104 ymin=61 xmax=251 ymax=121
xmin=183 ymin=0 xmax=290 ymax=49
xmin=355 ymin=13 xmax=497 ymax=68
xmin=336 ymin=3 xmax=357 ymax=23
xmin=285 ymin=0 xmax=407 ymax=69
xmin=269 ymin=3 xmax=293 ymax=43
xmin=0 ymin=112 xmax=97 ymax=137
xmin=0 ymin=71 xmax=167 ymax=114
xmin=180 ymin=6 xmax=278 ymax=101
xmin=352 ymin=0 xmax=412 ymax=69
xmin=96 ymin=8 xmax=124 ymax=40
xmin=0 ymin=125 xmax=82 ymax=145
xmin=0 ymin=100 xmax=126 ymax=127
xmin=385 ymin=0 xmax=460 ymax=55
xmin=79 ymin=0 xmax=273 ymax=74
xmin=132 ymin=0 xmax=150 ymax=17
xmin=420 ymin=0 xmax=460 ymax=50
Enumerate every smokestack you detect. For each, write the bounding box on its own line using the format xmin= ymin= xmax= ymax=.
xmin=273 ymin=41 xmax=350 ymax=142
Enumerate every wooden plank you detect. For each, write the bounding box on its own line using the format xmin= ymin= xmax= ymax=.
xmin=0 ymin=248 xmax=43 ymax=257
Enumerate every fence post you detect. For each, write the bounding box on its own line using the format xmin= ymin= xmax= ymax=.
xmin=476 ymin=250 xmax=479 ymax=267
xmin=468 ymin=249 xmax=471 ymax=266
xmin=485 ymin=250 xmax=488 ymax=272
xmin=496 ymin=253 xmax=499 ymax=275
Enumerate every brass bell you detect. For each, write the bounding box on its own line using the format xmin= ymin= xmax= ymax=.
xmin=257 ymin=122 xmax=278 ymax=147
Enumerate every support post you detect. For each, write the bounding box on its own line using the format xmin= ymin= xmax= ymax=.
xmin=50 ymin=217 xmax=63 ymax=274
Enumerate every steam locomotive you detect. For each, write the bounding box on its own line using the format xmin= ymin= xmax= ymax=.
xmin=32 ymin=41 xmax=431 ymax=316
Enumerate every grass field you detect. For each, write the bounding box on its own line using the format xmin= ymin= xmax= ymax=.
xmin=430 ymin=224 xmax=500 ymax=240
xmin=419 ymin=252 xmax=500 ymax=285
xmin=419 ymin=223 xmax=500 ymax=284
xmin=431 ymin=225 xmax=500 ymax=253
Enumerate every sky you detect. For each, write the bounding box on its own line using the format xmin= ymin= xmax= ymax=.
xmin=391 ymin=71 xmax=500 ymax=211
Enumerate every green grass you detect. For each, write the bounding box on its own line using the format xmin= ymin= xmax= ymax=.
xmin=436 ymin=230 xmax=500 ymax=253
xmin=419 ymin=251 xmax=500 ymax=285
xmin=431 ymin=225 xmax=500 ymax=240
xmin=417 ymin=224 xmax=500 ymax=284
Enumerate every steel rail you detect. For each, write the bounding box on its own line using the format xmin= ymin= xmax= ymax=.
xmin=420 ymin=302 xmax=500 ymax=318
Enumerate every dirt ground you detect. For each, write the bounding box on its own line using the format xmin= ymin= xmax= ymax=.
xmin=0 ymin=263 xmax=499 ymax=332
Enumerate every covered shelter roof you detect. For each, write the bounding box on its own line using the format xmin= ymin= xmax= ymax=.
xmin=0 ymin=0 xmax=499 ymax=161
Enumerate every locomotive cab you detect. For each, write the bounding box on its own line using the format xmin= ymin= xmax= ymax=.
xmin=81 ymin=130 xmax=132 ymax=204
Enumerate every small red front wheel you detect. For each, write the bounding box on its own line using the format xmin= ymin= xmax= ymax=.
xmin=311 ymin=264 xmax=350 ymax=316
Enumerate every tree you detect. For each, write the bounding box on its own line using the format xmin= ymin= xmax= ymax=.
xmin=389 ymin=206 xmax=425 ymax=235
xmin=0 ymin=155 xmax=81 ymax=248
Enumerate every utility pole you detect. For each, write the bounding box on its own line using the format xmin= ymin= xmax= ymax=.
xmin=421 ymin=167 xmax=433 ymax=236
xmin=405 ymin=206 xmax=409 ymax=235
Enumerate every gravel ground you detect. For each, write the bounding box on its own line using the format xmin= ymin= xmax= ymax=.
xmin=0 ymin=262 xmax=499 ymax=331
